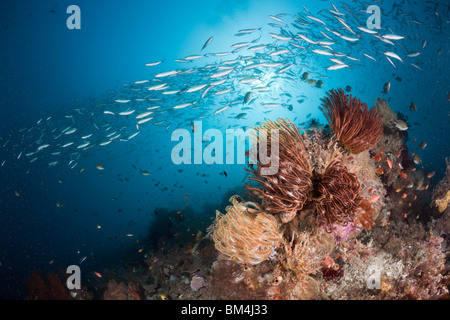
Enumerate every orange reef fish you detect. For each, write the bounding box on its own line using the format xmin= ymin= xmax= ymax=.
xmin=372 ymin=154 xmax=382 ymax=162
xmin=386 ymin=158 xmax=392 ymax=169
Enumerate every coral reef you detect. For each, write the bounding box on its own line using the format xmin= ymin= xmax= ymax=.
xmin=370 ymin=98 xmax=432 ymax=223
xmin=212 ymin=195 xmax=281 ymax=265
xmin=320 ymin=88 xmax=383 ymax=154
xmin=245 ymin=118 xmax=312 ymax=219
xmin=80 ymin=91 xmax=448 ymax=301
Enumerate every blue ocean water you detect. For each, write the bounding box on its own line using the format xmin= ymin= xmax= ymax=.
xmin=0 ymin=0 xmax=448 ymax=299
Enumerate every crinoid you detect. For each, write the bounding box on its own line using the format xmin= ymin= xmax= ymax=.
xmin=244 ymin=118 xmax=313 ymax=218
xmin=212 ymin=195 xmax=281 ymax=265
xmin=320 ymin=88 xmax=383 ymax=154
xmin=314 ymin=159 xmax=362 ymax=232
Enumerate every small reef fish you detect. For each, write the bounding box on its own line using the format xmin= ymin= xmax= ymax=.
xmin=78 ymin=256 xmax=87 ymax=264
xmin=405 ymin=182 xmax=414 ymax=189
xmin=386 ymin=158 xmax=392 ymax=169
xmin=369 ymin=195 xmax=380 ymax=203
xmin=372 ymin=154 xmax=382 ymax=162
xmin=243 ymin=92 xmax=252 ymax=104
xmin=190 ymin=241 xmax=200 ymax=254
xmin=413 ymin=154 xmax=422 ymax=165
xmin=408 ymin=102 xmax=417 ymax=111
xmin=393 ymin=119 xmax=408 ymax=131
xmin=235 ymin=113 xmax=247 ymax=119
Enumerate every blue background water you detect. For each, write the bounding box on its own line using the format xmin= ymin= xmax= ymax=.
xmin=0 ymin=0 xmax=448 ymax=299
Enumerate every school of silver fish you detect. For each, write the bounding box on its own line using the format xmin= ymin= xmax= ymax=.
xmin=0 ymin=0 xmax=447 ymax=173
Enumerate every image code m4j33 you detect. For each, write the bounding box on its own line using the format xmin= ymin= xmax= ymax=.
xmin=0 ymin=0 xmax=449 ymax=301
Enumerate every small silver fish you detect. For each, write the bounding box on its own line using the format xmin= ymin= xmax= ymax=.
xmin=201 ymin=37 xmax=213 ymax=51
xmin=383 ymin=82 xmax=391 ymax=94
xmin=244 ymin=92 xmax=252 ymax=104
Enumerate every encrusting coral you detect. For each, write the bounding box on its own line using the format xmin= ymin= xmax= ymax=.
xmin=212 ymin=195 xmax=281 ymax=265
xmin=320 ymin=88 xmax=383 ymax=154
